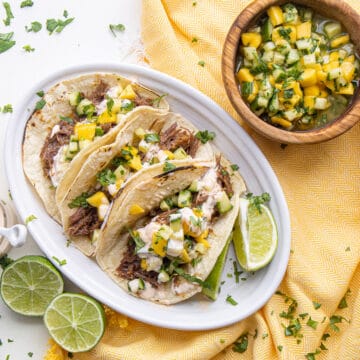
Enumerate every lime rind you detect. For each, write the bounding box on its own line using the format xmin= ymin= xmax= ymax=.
xmin=44 ymin=293 xmax=106 ymax=353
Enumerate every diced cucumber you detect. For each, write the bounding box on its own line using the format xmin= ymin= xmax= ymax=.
xmin=68 ymin=141 xmax=79 ymax=154
xmin=273 ymin=68 xmax=286 ymax=82
xmin=114 ymin=164 xmax=128 ymax=179
xmin=314 ymin=98 xmax=329 ymax=110
xmin=216 ymin=191 xmax=233 ymax=214
xmin=254 ymin=73 xmax=265 ymax=81
xmin=286 ymin=49 xmax=300 ymax=65
xmin=322 ymin=55 xmax=330 ymax=64
xmin=262 ymin=50 xmax=274 ymax=63
xmin=69 ymin=91 xmax=82 ymax=107
xmin=273 ymin=52 xmax=285 ymax=65
xmin=178 ymin=190 xmax=192 ymax=208
xmin=160 ymin=199 xmax=172 ymax=211
xmin=70 ymin=134 xmax=78 ymax=142
xmin=259 ymin=78 xmax=273 ymax=99
xmin=128 ymin=278 xmax=145 ymax=292
xmin=283 ymin=3 xmax=298 ymax=24
xmin=303 ymin=53 xmax=316 ymax=66
xmin=261 ymin=18 xmax=273 ymax=42
xmin=276 ymin=40 xmax=291 ymax=55
xmin=257 ymin=96 xmax=269 ymax=108
xmin=157 ymin=225 xmax=172 ymax=240
xmin=249 ymin=26 xmax=261 ymax=33
xmin=335 ymin=76 xmax=347 ymax=88
xmin=324 ymin=22 xmax=342 ymax=39
xmin=327 ymin=68 xmax=341 ymax=80
xmin=243 ymin=47 xmax=257 ymax=61
xmin=169 ymin=214 xmax=182 ymax=232
xmin=76 ymin=99 xmax=95 ymax=117
xmin=173 ymin=147 xmax=188 ymax=160
xmin=79 ymin=139 xmax=92 ymax=150
xmin=64 ymin=145 xmax=75 ymax=160
xmin=188 ymin=180 xmax=199 ymax=192
xmin=342 ymin=43 xmax=354 ymax=56
xmin=338 ymin=49 xmax=347 ymax=60
xmin=243 ymin=58 xmax=253 ymax=68
xmin=158 ymin=271 xmax=170 ymax=283
xmin=284 ymin=109 xmax=301 ymax=121
xmin=299 ymin=7 xmax=313 ymax=21
xmin=263 ymin=41 xmax=275 ymax=52
xmin=296 ymin=38 xmax=312 ymax=50
xmin=269 ymin=90 xmax=280 ymax=114
xmin=250 ymin=96 xmax=265 ymax=116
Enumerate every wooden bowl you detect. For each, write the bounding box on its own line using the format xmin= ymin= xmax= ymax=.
xmin=222 ymin=0 xmax=360 ymax=144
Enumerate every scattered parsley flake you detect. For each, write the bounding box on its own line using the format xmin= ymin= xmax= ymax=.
xmin=2 ymin=104 xmax=12 ymax=113
xmin=246 ymin=192 xmax=271 ymax=213
xmin=226 ymin=295 xmax=238 ymax=306
xmin=46 ymin=16 xmax=74 ymax=34
xmin=25 ymin=21 xmax=42 ymax=33
xmin=52 ymin=256 xmax=67 ymax=266
xmin=25 ymin=214 xmax=37 ymax=224
xmin=345 ymin=246 xmax=350 ymax=251
xmin=8 ymin=189 xmax=12 ymax=199
xmin=68 ymin=192 xmax=90 ymax=209
xmin=322 ymin=333 xmax=330 ymax=341
xmin=63 ymin=10 xmax=68 ymax=18
xmin=233 ymin=261 xmax=242 ymax=283
xmin=0 ymin=254 xmax=14 ymax=270
xmin=7 ymin=338 xmax=13 ymax=343
xmin=262 ymin=333 xmax=268 ymax=339
xmin=313 ymin=301 xmax=321 ymax=310
xmin=20 ymin=0 xmax=33 ymax=7
xmin=277 ymin=345 xmax=283 ymax=352
xmin=191 ymin=37 xmax=198 ymax=43
xmin=3 ymin=2 xmax=14 ymax=26
xmin=6 ymin=355 xmax=10 ymax=360
xmin=195 ymin=130 xmax=215 ymax=144
xmin=320 ymin=342 xmax=327 ymax=351
xmin=174 ymin=267 xmax=209 ymax=288
xmin=240 ymin=277 xmax=247 ymax=281
xmin=219 ymin=339 xmax=225 ymax=344
xmin=0 ymin=31 xmax=15 ymax=53
xmin=27 ymin=352 xmax=33 ymax=358
xmin=163 ymin=161 xmax=176 ymax=172
xmin=36 ymin=90 xmax=44 ymax=97
xmin=232 ymin=333 xmax=248 ymax=353
xmin=305 ymin=349 xmax=321 ymax=360
xmin=299 ymin=312 xmax=308 ymax=320
xmin=321 ymin=316 xmax=326 ymax=323
xmin=192 ymin=1 xmax=197 ymax=6
xmin=0 ymin=339 xmax=2 ymax=345
xmin=23 ymin=45 xmax=35 ymax=52
xmin=152 ymin=93 xmax=168 ymax=107
xmin=306 ymin=317 xmax=318 ymax=330
xmin=35 ymin=99 xmax=46 ymax=110
xmin=97 ymin=168 xmax=116 ymax=186
xmin=109 ymin=23 xmax=125 ymax=36
xmin=198 ymin=60 xmax=205 ymax=67
xmin=230 ymin=164 xmax=239 ymax=171
xmin=329 ymin=315 xmax=350 ymax=332
xmin=280 ymin=143 xmax=288 ymax=149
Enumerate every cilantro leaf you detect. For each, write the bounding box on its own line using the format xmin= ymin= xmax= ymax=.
xmin=96 ymin=168 xmax=116 ymax=186
xmin=313 ymin=301 xmax=321 ymax=310
xmin=3 ymin=2 xmax=14 ymax=26
xmin=52 ymin=256 xmax=67 ymax=266
xmin=152 ymin=93 xmax=167 ymax=108
xmin=35 ymin=99 xmax=46 ymax=110
xmin=0 ymin=32 xmax=15 ymax=54
xmin=23 ymin=45 xmax=35 ymax=52
xmin=232 ymin=333 xmax=248 ymax=353
xmin=63 ymin=10 xmax=68 ymax=18
xmin=46 ymin=17 xmax=74 ymax=34
xmin=246 ymin=192 xmax=271 ymax=213
xmin=198 ymin=60 xmax=205 ymax=67
xmin=25 ymin=21 xmax=42 ymax=33
xmin=144 ymin=133 xmax=160 ymax=143
xmin=230 ymin=164 xmax=239 ymax=171
xmin=195 ymin=130 xmax=215 ymax=144
xmin=226 ymin=294 xmax=238 ymax=305
xmin=163 ymin=162 xmax=176 ymax=172
xmin=59 ymin=115 xmax=73 ymax=124
xmin=305 ymin=349 xmax=321 ymax=360
xmin=36 ymin=90 xmax=44 ymax=97
xmin=68 ymin=192 xmax=90 ymax=208
xmin=109 ymin=23 xmax=125 ymax=36
xmin=0 ymin=254 xmax=14 ymax=270
xmin=306 ymin=317 xmax=318 ymax=330
xmin=2 ymin=104 xmax=12 ymax=113
xmin=128 ymin=229 xmax=145 ymax=253
xmin=106 ymin=96 xmax=114 ymax=113
xmin=25 ymin=214 xmax=37 ymax=224
xmin=174 ymin=267 xmax=209 ymax=288
xmin=20 ymin=0 xmax=33 ymax=7
xmin=338 ymin=289 xmax=351 ymax=309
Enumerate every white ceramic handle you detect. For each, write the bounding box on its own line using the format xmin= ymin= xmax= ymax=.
xmin=0 ymin=224 xmax=27 ymax=247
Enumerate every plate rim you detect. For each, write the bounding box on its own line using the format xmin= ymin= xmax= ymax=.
xmin=4 ymin=62 xmax=291 ymax=330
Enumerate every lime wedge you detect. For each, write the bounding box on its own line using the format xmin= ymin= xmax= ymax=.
xmin=0 ymin=255 xmax=64 ymax=316
xmin=233 ymin=198 xmax=278 ymax=272
xmin=44 ymin=293 xmax=106 ymax=353
xmin=202 ymin=234 xmax=232 ymax=300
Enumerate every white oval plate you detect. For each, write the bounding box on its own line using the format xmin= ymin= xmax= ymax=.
xmin=4 ymin=63 xmax=290 ymax=331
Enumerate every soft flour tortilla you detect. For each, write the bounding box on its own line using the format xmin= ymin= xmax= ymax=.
xmin=60 ymin=108 xmax=214 ymax=257
xmin=96 ymin=159 xmax=246 ymax=305
xmin=22 ymin=73 xmax=169 ymax=222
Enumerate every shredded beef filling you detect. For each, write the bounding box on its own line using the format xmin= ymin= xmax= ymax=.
xmin=40 ymin=120 xmax=74 ymax=176
xmin=68 ymin=206 xmax=102 ymax=237
xmin=193 ymin=192 xmax=209 ymax=207
xmin=134 ymin=95 xmax=153 ymax=107
xmin=117 ymin=242 xmax=159 ymax=288
xmin=87 ymin=81 xmax=109 ymax=105
xmin=100 ymin=122 xmax=114 ymax=134
xmin=160 ymin=123 xmax=200 ymax=157
xmin=216 ymin=157 xmax=233 ymax=198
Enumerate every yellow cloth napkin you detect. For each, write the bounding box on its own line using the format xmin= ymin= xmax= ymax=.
xmin=44 ymin=1 xmax=360 ymax=359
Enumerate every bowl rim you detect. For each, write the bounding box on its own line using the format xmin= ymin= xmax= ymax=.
xmin=222 ymin=0 xmax=360 ymax=144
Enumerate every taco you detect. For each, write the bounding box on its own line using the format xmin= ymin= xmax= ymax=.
xmin=60 ymin=107 xmax=215 ymax=256
xmin=96 ymin=158 xmax=246 ymax=304
xmin=22 ymin=73 xmax=168 ymax=222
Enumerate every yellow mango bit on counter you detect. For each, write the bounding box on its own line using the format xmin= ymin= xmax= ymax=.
xmin=129 ymin=204 xmax=145 ymax=215
xmin=152 ymin=233 xmax=167 ymax=257
xmin=74 ymin=122 xmax=96 ymax=141
xmin=128 ymin=155 xmax=142 ymax=171
xmin=267 ymin=6 xmax=284 ymax=26
xmin=119 ymin=84 xmax=137 ymax=100
xmin=299 ymin=69 xmax=317 ymax=87
xmin=304 ymin=85 xmax=320 ymax=97
xmin=237 ymin=68 xmax=254 ymax=83
xmin=341 ymin=62 xmax=355 ymax=82
xmin=296 ymin=21 xmax=311 ymax=39
xmin=330 ymin=34 xmax=350 ymax=49
xmin=97 ymin=111 xmax=117 ymax=124
xmin=87 ymin=191 xmax=109 ymax=208
xmin=271 ymin=116 xmax=292 ymax=129
xmin=241 ymin=32 xmax=262 ymax=48
xmin=337 ymin=82 xmax=354 ymax=95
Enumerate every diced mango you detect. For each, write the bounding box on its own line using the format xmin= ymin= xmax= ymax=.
xmin=292 ymin=82 xmax=303 ymax=98
xmin=269 ymin=75 xmax=275 ymax=87
xmin=344 ymin=55 xmax=355 ymax=63
xmin=87 ymin=191 xmax=109 ymax=208
xmin=180 ymin=249 xmax=191 ymax=263
xmin=305 ymin=63 xmax=322 ymax=71
xmin=97 ymin=111 xmax=117 ymax=124
xmin=337 ymin=82 xmax=354 ymax=95
xmin=280 ymin=94 xmax=301 ymax=108
xmin=317 ymin=70 xmax=327 ymax=83
xmin=74 ymin=123 xmax=96 ymax=141
xmin=152 ymin=233 xmax=167 ymax=257
xmin=330 ymin=34 xmax=350 ymax=48
xmin=296 ymin=21 xmax=311 ymax=39
xmin=121 ymin=145 xmax=138 ymax=160
xmin=341 ymin=62 xmax=355 ymax=82
xmin=272 ymin=26 xmax=296 ymax=44
xmin=241 ymin=32 xmax=262 ymax=48
xmin=163 ymin=150 xmax=175 ymax=160
xmin=329 ymin=51 xmax=340 ymax=62
xmin=299 ymin=69 xmax=317 ymax=87
xmin=319 ymin=87 xmax=329 ymax=98
xmin=246 ymin=81 xmax=259 ymax=103
xmin=237 ymin=68 xmax=254 ymax=83
xmin=323 ymin=61 xmax=339 ymax=72
xmin=304 ymin=85 xmax=320 ymax=97
xmin=324 ymin=81 xmax=336 ymax=92
xmin=119 ymin=84 xmax=137 ymax=100
xmin=128 ymin=155 xmax=142 ymax=171
xmin=195 ymin=229 xmax=211 ymax=249
xmin=267 ymin=6 xmax=284 ymax=26
xmin=270 ymin=116 xmax=292 ymax=128
xmin=303 ymin=96 xmax=316 ymax=114
xmin=129 ymin=204 xmax=145 ymax=215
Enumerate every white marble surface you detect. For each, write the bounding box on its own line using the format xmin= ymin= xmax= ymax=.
xmin=0 ymin=1 xmax=141 ymax=358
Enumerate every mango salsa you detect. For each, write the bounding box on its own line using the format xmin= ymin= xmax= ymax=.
xmin=74 ymin=123 xmax=96 ymax=141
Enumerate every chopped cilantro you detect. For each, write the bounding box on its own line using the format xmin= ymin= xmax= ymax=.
xmin=97 ymin=168 xmax=116 ymax=186
xmin=121 ymin=100 xmax=134 ymax=113
xmin=241 ymin=81 xmax=253 ymax=96
xmin=338 ymin=289 xmax=351 ymax=309
xmin=198 ymin=60 xmax=205 ymax=67
xmin=230 ymin=164 xmax=239 ymax=171
xmin=232 ymin=333 xmax=248 ymax=353
xmin=5 ymin=355 xmax=10 ymax=360
xmin=345 ymin=246 xmax=350 ymax=252
xmin=35 ymin=99 xmax=46 ymax=110
xmin=306 ymin=317 xmax=318 ymax=330
xmin=233 ymin=261 xmax=242 ymax=283
xmin=152 ymin=93 xmax=168 ymax=107
xmin=192 ymin=1 xmax=197 ymax=6
xmin=283 ymin=318 xmax=301 ymax=337
xmin=0 ymin=255 xmax=14 ymax=270
xmin=283 ymin=88 xmax=294 ymax=99
xmin=305 ymin=349 xmax=321 ymax=360
xmin=329 ymin=315 xmax=350 ymax=332
xmin=144 ymin=133 xmax=160 ymax=143
xmin=2 ymin=104 xmax=12 ymax=113
xmin=174 ymin=267 xmax=209 ymax=288
xmin=163 ymin=162 xmax=176 ymax=172
xmin=313 ymin=301 xmax=321 ymax=310
xmin=106 ymin=97 xmax=114 ymax=113
xmin=109 ymin=23 xmax=125 ymax=36
xmin=25 ymin=214 xmax=37 ymax=224
xmin=278 ymin=27 xmax=292 ymax=41
xmin=68 ymin=192 xmax=90 ymax=208
xmin=226 ymin=295 xmax=238 ymax=305
xmin=250 ymin=60 xmax=268 ymax=75
xmin=320 ymin=342 xmax=327 ymax=350
xmin=262 ymin=333 xmax=268 ymax=339
xmin=246 ymin=192 xmax=271 ymax=213
xmin=0 ymin=31 xmax=15 ymax=53
xmin=20 ymin=0 xmax=33 ymax=7
xmin=46 ymin=16 xmax=74 ymax=34
xmin=59 ymin=115 xmax=73 ymax=124
xmin=63 ymin=10 xmax=68 ymax=18
xmin=195 ymin=130 xmax=215 ymax=144
xmin=36 ymin=90 xmax=44 ymax=97
xmin=25 ymin=21 xmax=42 ymax=33
xmin=277 ymin=345 xmax=283 ymax=352
xmin=299 ymin=312 xmax=308 ymax=319
xmin=322 ymin=333 xmax=330 ymax=341
xmin=7 ymin=338 xmax=13 ymax=343
xmin=23 ymin=45 xmax=35 ymax=52
xmin=129 ymin=229 xmax=145 ymax=253
xmin=3 ymin=2 xmax=14 ymax=26
xmin=52 ymin=256 xmax=67 ymax=266
xmin=191 ymin=37 xmax=198 ymax=43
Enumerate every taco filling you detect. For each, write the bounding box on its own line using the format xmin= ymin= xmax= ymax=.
xmin=40 ymin=82 xmax=157 ymax=187
xmin=66 ymin=125 xmax=201 ymax=242
xmin=115 ymin=162 xmax=233 ymax=297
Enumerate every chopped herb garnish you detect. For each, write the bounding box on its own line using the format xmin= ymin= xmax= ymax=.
xmin=68 ymin=192 xmax=90 ymax=208
xmin=198 ymin=60 xmax=205 ymax=67
xmin=52 ymin=256 xmax=67 ymax=266
xmin=246 ymin=192 xmax=271 ymax=213
xmin=233 ymin=261 xmax=241 ymax=283
xmin=59 ymin=115 xmax=73 ymax=124
xmin=277 ymin=345 xmax=283 ymax=352
xmin=320 ymin=342 xmax=327 ymax=350
xmin=262 ymin=333 xmax=268 ymax=339
xmin=46 ymin=16 xmax=74 ymax=34
xmin=163 ymin=161 xmax=176 ymax=172
xmin=2 ymin=104 xmax=12 ymax=113
xmin=0 ymin=31 xmax=15 ymax=53
xmin=192 ymin=1 xmax=197 ymax=6
xmin=283 ymin=318 xmax=301 ymax=337
xmin=329 ymin=315 xmax=350 ymax=332
xmin=345 ymin=246 xmax=350 ymax=252
xmin=299 ymin=312 xmax=308 ymax=319
xmin=106 ymin=96 xmax=114 ymax=113
xmin=226 ymin=295 xmax=238 ymax=305
xmin=338 ymin=289 xmax=350 ymax=309
xmin=20 ymin=0 xmax=33 ymax=7
xmin=195 ymin=130 xmax=215 ymax=144
xmin=5 ymin=355 xmax=10 ymax=360
xmin=283 ymin=88 xmax=294 ymax=99
xmin=306 ymin=317 xmax=318 ymax=330
xmin=3 ymin=2 xmax=14 ymax=26
xmin=109 ymin=23 xmax=125 ymax=36
xmin=191 ymin=37 xmax=198 ymax=43
xmin=63 ymin=10 xmax=68 ymax=18
xmin=313 ymin=301 xmax=321 ymax=310
xmin=36 ymin=90 xmax=44 ymax=97
xmin=232 ymin=333 xmax=248 ymax=353
xmin=0 ymin=254 xmax=14 ymax=270
xmin=27 ymin=352 xmax=33 ymax=358
xmin=121 ymin=100 xmax=134 ymax=112
xmin=129 ymin=229 xmax=145 ymax=253
xmin=25 ymin=214 xmax=37 ymax=224
xmin=322 ymin=333 xmax=330 ymax=341
xmin=23 ymin=45 xmax=35 ymax=52
xmin=278 ymin=27 xmax=292 ymax=41
xmin=305 ymin=349 xmax=321 ymax=360
xmin=152 ymin=93 xmax=168 ymax=108
xmin=144 ymin=133 xmax=160 ymax=143
xmin=174 ymin=267 xmax=209 ymax=288
xmin=35 ymin=99 xmax=46 ymax=110
xmin=230 ymin=164 xmax=239 ymax=171
xmin=25 ymin=21 xmax=42 ymax=33
xmin=97 ymin=168 xmax=116 ymax=186
xmin=219 ymin=339 xmax=225 ymax=344
xmin=242 ymin=81 xmax=253 ymax=96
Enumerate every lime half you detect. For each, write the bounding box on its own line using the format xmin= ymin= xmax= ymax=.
xmin=44 ymin=293 xmax=106 ymax=353
xmin=233 ymin=198 xmax=278 ymax=272
xmin=0 ymin=255 xmax=64 ymax=316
